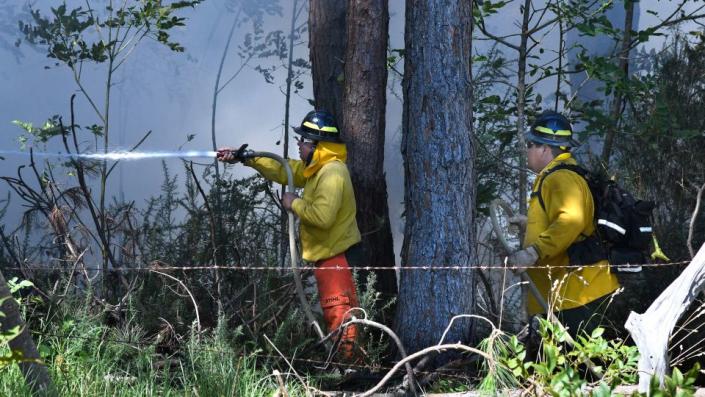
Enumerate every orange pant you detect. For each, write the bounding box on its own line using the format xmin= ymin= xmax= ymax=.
xmin=315 ymin=252 xmax=359 ymax=357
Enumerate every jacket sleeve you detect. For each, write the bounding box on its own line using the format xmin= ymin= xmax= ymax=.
xmin=532 ymin=171 xmax=590 ymax=260
xmin=245 ymin=157 xmax=307 ymax=188
xmin=290 ymin=166 xmax=343 ymax=229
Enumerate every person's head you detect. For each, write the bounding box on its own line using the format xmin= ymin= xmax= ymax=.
xmin=293 ymin=110 xmax=342 ymax=163
xmin=525 ymin=111 xmax=578 ymax=172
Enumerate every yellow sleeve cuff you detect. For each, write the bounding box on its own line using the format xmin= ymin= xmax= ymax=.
xmin=291 ymin=198 xmax=305 ymax=216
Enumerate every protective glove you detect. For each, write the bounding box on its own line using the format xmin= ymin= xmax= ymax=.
xmin=281 ymin=192 xmax=299 ymax=211
xmin=216 ymin=144 xmax=249 ymax=164
xmin=507 ymin=214 xmax=528 ymax=234
xmin=507 ymin=246 xmax=538 ymax=274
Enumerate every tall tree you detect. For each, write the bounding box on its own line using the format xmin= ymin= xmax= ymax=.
xmin=308 ymin=0 xmax=346 ymax=120
xmin=395 ymin=0 xmax=475 ymax=353
xmin=341 ymin=0 xmax=397 ymax=309
xmin=309 ymin=0 xmax=397 ymax=302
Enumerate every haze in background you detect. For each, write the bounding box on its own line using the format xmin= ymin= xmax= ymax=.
xmin=0 ymin=1 xmax=699 ymax=264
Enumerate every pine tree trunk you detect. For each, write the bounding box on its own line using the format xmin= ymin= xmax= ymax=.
xmin=342 ymin=0 xmax=398 ymax=311
xmin=395 ymin=0 xmax=476 ymax=354
xmin=309 ymin=0 xmax=346 ymax=120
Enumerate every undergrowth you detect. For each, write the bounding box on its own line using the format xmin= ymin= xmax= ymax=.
xmin=0 ymin=293 xmax=313 ymax=396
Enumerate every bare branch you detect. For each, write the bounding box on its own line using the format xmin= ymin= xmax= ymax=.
xmin=149 ymin=269 xmax=201 ymax=335
xmin=356 ymin=343 xmax=493 ymax=397
xmin=687 ymin=182 xmax=705 ymax=259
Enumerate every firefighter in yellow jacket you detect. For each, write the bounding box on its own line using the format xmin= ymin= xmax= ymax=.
xmin=508 ymin=111 xmax=620 ymax=336
xmin=217 ymin=110 xmax=361 ymax=356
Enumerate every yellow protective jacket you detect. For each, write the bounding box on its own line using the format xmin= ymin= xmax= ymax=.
xmin=524 ymin=153 xmax=620 ymax=315
xmin=245 ymin=142 xmax=361 ymax=262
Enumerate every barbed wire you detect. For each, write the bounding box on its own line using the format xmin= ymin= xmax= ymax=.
xmin=0 ymin=260 xmax=691 ymax=273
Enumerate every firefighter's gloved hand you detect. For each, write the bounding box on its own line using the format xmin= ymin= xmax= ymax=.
xmin=216 ymin=144 xmax=249 ymax=164
xmin=507 ymin=246 xmax=538 ymax=274
xmin=508 ymin=214 xmax=528 ymax=228
xmin=281 ymin=192 xmax=298 ymax=211
xmin=507 ymin=214 xmax=528 ymax=234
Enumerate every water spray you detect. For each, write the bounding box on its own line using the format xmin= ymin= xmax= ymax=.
xmin=0 ymin=149 xmax=218 ymax=161
xmin=1 ymin=146 xmax=328 ymax=346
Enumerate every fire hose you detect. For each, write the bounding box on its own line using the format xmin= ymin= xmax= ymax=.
xmin=490 ymin=199 xmax=601 ymax=377
xmin=220 ymin=147 xmax=328 ymax=347
xmin=489 ymin=199 xmax=548 ymax=312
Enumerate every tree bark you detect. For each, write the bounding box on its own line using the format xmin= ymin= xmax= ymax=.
xmin=395 ymin=0 xmax=476 ymax=354
xmin=309 ymin=0 xmax=347 ymax=120
xmin=342 ymin=0 xmax=398 ymax=310
xmin=0 ymin=271 xmax=56 ymax=396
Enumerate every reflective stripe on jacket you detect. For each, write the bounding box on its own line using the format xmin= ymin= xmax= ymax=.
xmin=524 ymin=153 xmax=620 ymax=315
xmin=246 ymin=145 xmax=361 ymax=262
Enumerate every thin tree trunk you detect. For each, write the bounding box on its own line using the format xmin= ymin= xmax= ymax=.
xmin=212 ymin=8 xmax=242 ymax=178
xmin=210 ymin=7 xmax=243 ymax=318
xmin=601 ymin=0 xmax=635 ymax=164
xmin=517 ymin=0 xmax=531 ymax=219
xmin=279 ymin=0 xmax=302 ymax=268
xmin=309 ymin=0 xmax=346 ymax=120
xmin=555 ymin=6 xmax=564 ymax=111
xmin=0 ymin=270 xmax=56 ymax=396
xmin=342 ymin=0 xmax=397 ymax=313
xmin=395 ymin=0 xmax=475 ymax=354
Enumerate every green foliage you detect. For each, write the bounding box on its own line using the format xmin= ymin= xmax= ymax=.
xmin=7 ymin=0 xmax=205 ymax=305
xmin=472 ymin=46 xmax=521 ymax=215
xmin=473 ymin=0 xmax=512 ymax=21
xmin=615 ymin=34 xmax=705 ymax=260
xmin=478 ymin=333 xmax=522 ymax=392
xmin=483 ymin=320 xmax=640 ymax=396
xmin=353 ymin=271 xmax=396 ymax=364
xmin=11 ymin=116 xmax=63 ymax=148
xmin=0 ymin=278 xmax=36 ymax=369
xmin=428 ymin=377 xmax=472 ymax=393
xmin=19 ymin=1 xmax=201 ymax=64
xmin=0 ymin=294 xmax=306 ymax=396
xmin=132 ymin=164 xmax=285 ymax=332
xmin=649 ymin=363 xmax=701 ymax=397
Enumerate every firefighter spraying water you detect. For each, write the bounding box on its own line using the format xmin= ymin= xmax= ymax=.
xmin=217 ymin=110 xmax=363 ymax=359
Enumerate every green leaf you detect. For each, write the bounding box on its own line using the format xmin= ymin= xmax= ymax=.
xmin=591 ymin=327 xmax=604 ymax=339
xmin=7 ymin=277 xmax=34 ymax=294
xmin=591 ymin=382 xmax=612 ymax=397
xmin=544 ymin=344 xmax=558 ymax=372
xmin=672 ymin=367 xmax=684 ymax=386
xmin=12 ymin=120 xmax=33 ymax=133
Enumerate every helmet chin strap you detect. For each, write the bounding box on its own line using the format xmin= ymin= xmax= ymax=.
xmin=304 ymin=148 xmax=315 ymax=166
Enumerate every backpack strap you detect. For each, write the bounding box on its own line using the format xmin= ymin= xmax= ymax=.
xmin=532 ymin=163 xmax=588 ymax=212
xmin=532 ymin=164 xmax=608 ymax=266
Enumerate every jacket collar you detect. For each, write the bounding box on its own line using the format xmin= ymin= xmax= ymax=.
xmin=303 ymin=141 xmax=347 ymax=178
xmin=539 ymin=152 xmax=575 ymax=176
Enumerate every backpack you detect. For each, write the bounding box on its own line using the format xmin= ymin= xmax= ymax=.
xmin=534 ymin=164 xmax=655 ymax=272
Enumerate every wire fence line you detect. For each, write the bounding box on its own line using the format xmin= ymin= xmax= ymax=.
xmin=0 ymin=260 xmax=691 ymax=273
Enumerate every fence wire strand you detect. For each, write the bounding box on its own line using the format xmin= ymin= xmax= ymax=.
xmin=0 ymin=260 xmax=691 ymax=273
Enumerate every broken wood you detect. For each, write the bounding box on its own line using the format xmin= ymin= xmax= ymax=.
xmin=626 ymin=242 xmax=705 ymax=393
